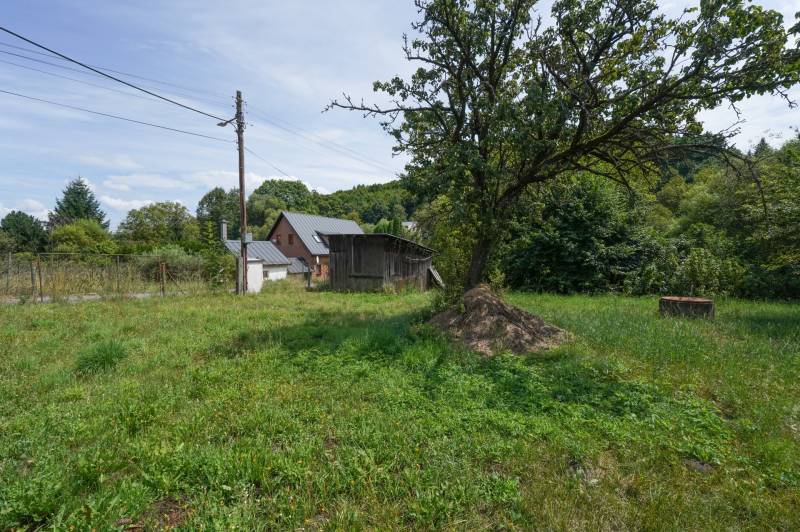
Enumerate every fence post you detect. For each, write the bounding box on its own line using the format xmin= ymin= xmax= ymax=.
xmin=115 ymin=255 xmax=121 ymax=295
xmin=160 ymin=262 xmax=166 ymax=297
xmin=36 ymin=255 xmax=44 ymax=302
xmin=5 ymin=253 xmax=10 ymax=295
xmin=29 ymin=260 xmax=36 ymax=302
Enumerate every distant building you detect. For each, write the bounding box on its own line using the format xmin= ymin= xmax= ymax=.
xmin=267 ymin=211 xmax=364 ymax=278
xmin=328 ymin=233 xmax=443 ymax=292
xmin=220 ymin=220 xmax=290 ymax=293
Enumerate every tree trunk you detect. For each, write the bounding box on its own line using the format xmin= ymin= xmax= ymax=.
xmin=464 ymin=235 xmax=493 ymax=290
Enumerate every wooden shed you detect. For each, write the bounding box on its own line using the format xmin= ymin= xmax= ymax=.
xmin=328 ymin=234 xmax=440 ymax=291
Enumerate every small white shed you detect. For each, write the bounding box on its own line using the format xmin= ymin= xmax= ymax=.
xmin=223 ymin=239 xmax=291 ymax=293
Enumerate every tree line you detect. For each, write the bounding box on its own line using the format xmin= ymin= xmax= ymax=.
xmin=418 ymin=136 xmax=800 ymax=299
xmin=0 ymin=177 xmax=417 ymax=258
xmin=1 ymin=132 xmax=797 ymax=298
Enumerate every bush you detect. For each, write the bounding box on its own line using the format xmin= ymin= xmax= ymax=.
xmin=505 ymin=177 xmax=644 ymax=293
xmin=136 ymin=245 xmax=204 ymax=282
xmin=625 ymin=246 xmax=744 ymax=297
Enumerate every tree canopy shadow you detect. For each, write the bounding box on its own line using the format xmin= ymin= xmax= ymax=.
xmin=208 ymin=307 xmax=698 ymax=425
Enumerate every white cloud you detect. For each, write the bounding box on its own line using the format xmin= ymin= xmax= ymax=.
xmin=100 ymin=195 xmax=154 ymax=212
xmin=0 ymin=199 xmax=50 ymax=220
xmin=103 ymin=173 xmax=195 ymax=190
xmin=189 ymin=170 xmax=292 ymax=191
xmin=77 ymin=154 xmax=141 ymax=171
xmin=102 ymin=180 xmax=131 ymax=192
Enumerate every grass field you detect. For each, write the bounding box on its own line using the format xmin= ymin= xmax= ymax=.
xmin=1 ymin=287 xmax=798 ymax=529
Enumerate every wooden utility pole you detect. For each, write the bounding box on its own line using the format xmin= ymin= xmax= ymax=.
xmin=236 ymin=90 xmax=248 ymax=294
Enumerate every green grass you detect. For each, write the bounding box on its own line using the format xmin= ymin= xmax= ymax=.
xmin=74 ymin=339 xmax=128 ymax=375
xmin=0 ymin=288 xmax=798 ymax=529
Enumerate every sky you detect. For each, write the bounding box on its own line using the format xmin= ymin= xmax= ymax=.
xmin=0 ymin=0 xmax=798 ymax=227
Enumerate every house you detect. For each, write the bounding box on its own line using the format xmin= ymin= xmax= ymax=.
xmin=267 ymin=211 xmax=364 ymax=278
xmin=221 ymin=221 xmax=290 ymax=293
xmin=327 ymin=233 xmax=443 ymax=291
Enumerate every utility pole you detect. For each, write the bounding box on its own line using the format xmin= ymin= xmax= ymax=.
xmin=235 ymin=90 xmax=248 ymax=294
xmin=218 ymin=90 xmax=249 ymax=295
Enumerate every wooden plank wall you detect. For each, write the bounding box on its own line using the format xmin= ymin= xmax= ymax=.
xmin=329 ymin=235 xmax=433 ymax=291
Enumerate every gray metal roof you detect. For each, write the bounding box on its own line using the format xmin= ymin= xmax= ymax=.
xmin=287 ymin=257 xmax=309 ymax=274
xmin=276 ymin=211 xmax=364 ymax=256
xmin=224 ymin=240 xmax=290 ymax=265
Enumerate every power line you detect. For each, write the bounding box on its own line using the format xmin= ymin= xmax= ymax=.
xmin=0 ymin=40 xmax=400 ymax=174
xmin=0 ymin=40 xmax=228 ymax=101
xmin=0 ymin=26 xmax=227 ymax=122
xmin=0 ymin=33 xmax=399 ymax=179
xmin=0 ymin=49 xmax=229 ymax=112
xmin=0 ymin=88 xmax=231 ymax=142
xmin=250 ymin=105 xmax=397 ymax=173
xmin=243 ymin=147 xmax=293 ymax=177
xmin=0 ymin=58 xmax=161 ymax=103
xmin=248 ymin=109 xmax=398 ymax=175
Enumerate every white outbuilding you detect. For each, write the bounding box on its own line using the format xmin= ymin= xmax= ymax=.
xmin=223 ymin=239 xmax=291 ymax=293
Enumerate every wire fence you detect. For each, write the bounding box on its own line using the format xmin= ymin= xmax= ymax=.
xmin=1 ymin=253 xmax=235 ymax=303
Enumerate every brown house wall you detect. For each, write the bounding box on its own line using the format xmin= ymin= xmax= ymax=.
xmin=269 ymin=216 xmax=328 ymax=278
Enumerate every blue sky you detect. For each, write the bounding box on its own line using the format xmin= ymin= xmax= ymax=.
xmin=1 ymin=0 xmax=798 ymax=227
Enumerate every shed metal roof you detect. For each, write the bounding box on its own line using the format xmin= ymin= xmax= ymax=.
xmin=328 ymin=233 xmax=435 ymax=254
xmin=223 ymin=240 xmax=290 ymax=265
xmin=287 ymin=257 xmax=310 ymax=274
xmin=269 ymin=211 xmax=364 ymax=256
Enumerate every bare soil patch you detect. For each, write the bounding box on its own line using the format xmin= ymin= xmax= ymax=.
xmin=119 ymin=496 xmax=190 ymax=530
xmin=428 ymin=285 xmax=569 ymax=356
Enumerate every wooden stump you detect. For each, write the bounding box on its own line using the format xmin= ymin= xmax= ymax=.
xmin=659 ymin=296 xmax=714 ymax=318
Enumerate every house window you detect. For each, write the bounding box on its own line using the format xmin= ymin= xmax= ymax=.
xmin=288 ymin=234 xmax=294 ymax=245
xmin=262 ymin=266 xmax=270 ymax=279
xmin=275 ymin=234 xmax=282 ymax=246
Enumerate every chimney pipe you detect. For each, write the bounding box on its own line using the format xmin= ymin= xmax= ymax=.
xmin=221 ymin=219 xmax=228 ymax=241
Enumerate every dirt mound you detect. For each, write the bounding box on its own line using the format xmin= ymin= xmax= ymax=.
xmin=428 ymin=285 xmax=568 ymax=356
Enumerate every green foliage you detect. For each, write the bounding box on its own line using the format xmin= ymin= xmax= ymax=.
xmin=196 ymin=187 xmax=240 ymax=239
xmin=199 ymin=221 xmax=235 ymax=286
xmin=371 ymin=217 xmax=404 ymax=236
xmin=505 ymin=177 xmax=643 ymax=293
xmin=316 ymin=181 xmax=416 ymax=224
xmin=415 ymin=194 xmax=475 ymax=296
xmin=50 ymin=219 xmax=116 ymax=255
xmin=136 ymin=245 xmax=204 ymax=281
xmin=117 ymin=202 xmax=200 ymax=252
xmin=0 ymin=229 xmax=13 ymax=254
xmin=74 ymin=339 xmax=127 ymax=374
xmin=0 ymin=211 xmax=48 ymax=253
xmin=48 ymin=178 xmax=108 ymax=229
xmin=249 ymin=179 xmax=318 ymax=226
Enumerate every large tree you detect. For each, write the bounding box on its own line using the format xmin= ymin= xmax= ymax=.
xmin=0 ymin=211 xmax=48 ymax=253
xmin=330 ymin=0 xmax=799 ymax=289
xmin=117 ymin=202 xmax=199 ymax=251
xmin=196 ymin=187 xmax=240 ymax=239
xmin=48 ymin=178 xmax=108 ymax=229
xmin=247 ymin=179 xmax=317 ymax=229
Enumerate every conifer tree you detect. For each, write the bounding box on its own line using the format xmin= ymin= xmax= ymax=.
xmin=48 ymin=178 xmax=108 ymax=229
